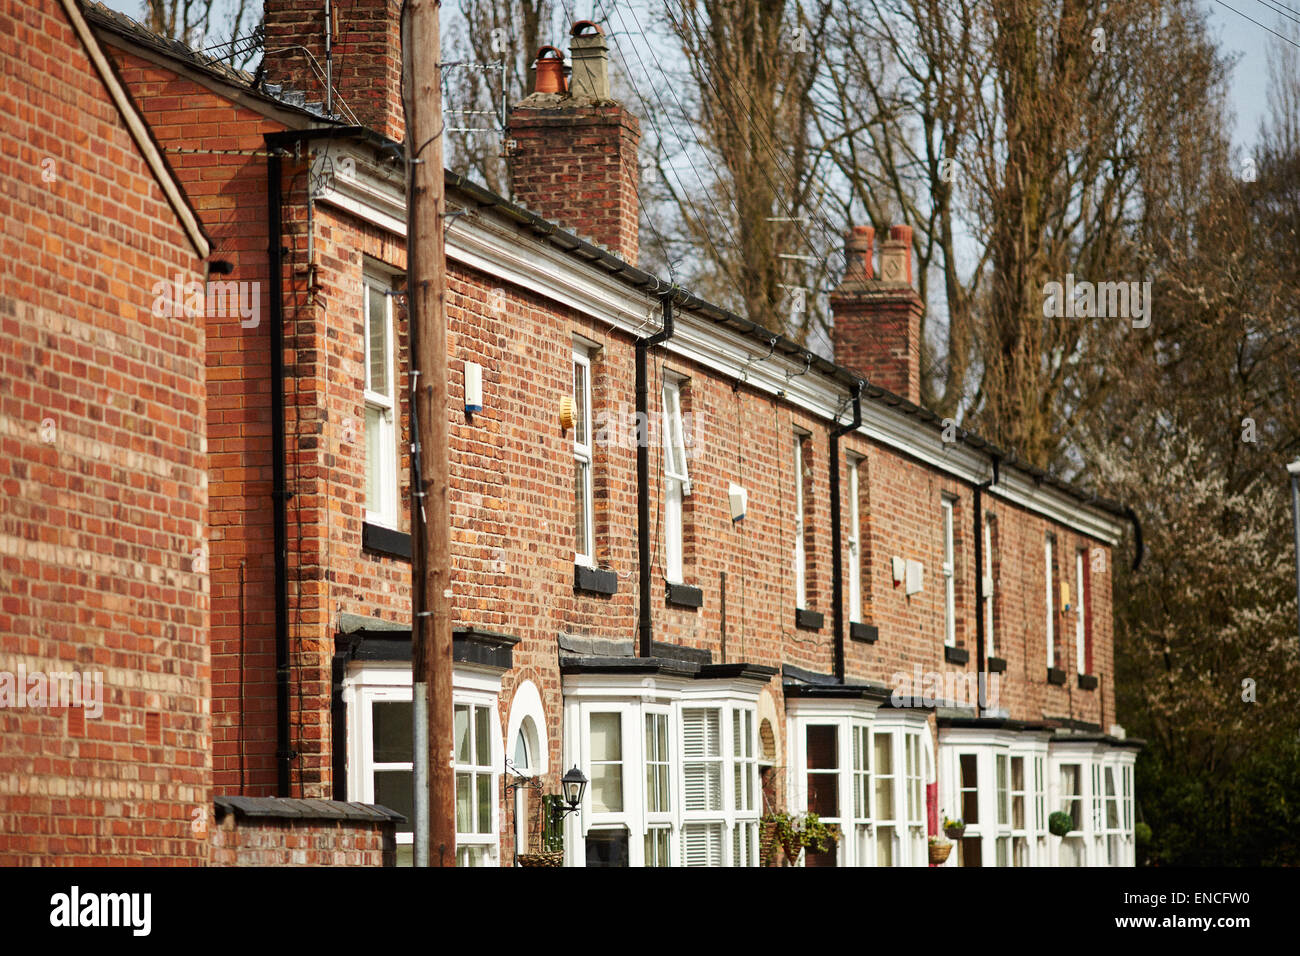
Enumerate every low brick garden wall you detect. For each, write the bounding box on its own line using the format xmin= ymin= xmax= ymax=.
xmin=209 ymin=797 xmax=404 ymax=866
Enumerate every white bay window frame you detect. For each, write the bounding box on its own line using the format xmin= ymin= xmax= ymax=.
xmin=786 ymin=705 xmax=929 ymax=867
xmin=342 ymin=663 xmax=503 ymax=868
xmin=938 ymin=730 xmax=1051 ymax=867
xmin=563 ymin=676 xmax=760 ymax=867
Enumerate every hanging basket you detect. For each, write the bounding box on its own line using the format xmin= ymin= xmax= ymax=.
xmin=928 ymin=842 xmax=953 ymax=864
xmin=517 ymin=851 xmax=564 ymax=868
xmin=943 ymin=824 xmax=966 ymax=840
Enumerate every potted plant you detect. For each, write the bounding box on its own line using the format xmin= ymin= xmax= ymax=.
xmin=759 ymin=810 xmax=841 ymax=866
xmin=517 ymin=794 xmax=566 ymax=867
xmin=928 ymin=834 xmax=953 ymax=864
xmin=942 ymin=815 xmax=966 ymax=840
xmin=1048 ymin=810 xmax=1075 ymax=837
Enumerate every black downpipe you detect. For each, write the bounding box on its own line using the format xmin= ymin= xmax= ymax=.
xmin=266 ymin=144 xmax=292 ymax=796
xmin=829 ymin=381 xmax=863 ymax=682
xmin=637 ymin=292 xmax=675 ymax=658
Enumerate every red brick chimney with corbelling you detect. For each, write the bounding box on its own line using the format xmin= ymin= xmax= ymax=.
xmin=262 ymin=0 xmax=404 ymax=141
xmin=830 ymin=224 xmax=924 ymax=405
xmin=508 ymin=21 xmax=641 ymax=266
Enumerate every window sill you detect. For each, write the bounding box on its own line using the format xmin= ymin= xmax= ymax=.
xmin=987 ymin=656 xmax=1007 ymax=673
xmin=665 ymin=583 xmax=703 ymax=609
xmin=362 ymin=522 xmax=411 ymax=560
xmin=795 ymin=608 xmax=823 ymax=631
xmin=574 ymin=564 xmax=618 ymax=596
xmin=849 ymin=622 xmax=878 ymax=644
xmin=1077 ymin=673 xmax=1099 ymax=691
xmin=1047 ymin=667 xmax=1067 ymax=686
xmin=944 ymin=645 xmax=969 ymax=665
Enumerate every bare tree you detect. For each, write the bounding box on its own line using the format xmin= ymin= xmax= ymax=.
xmin=141 ymin=0 xmax=260 ymax=69
xmin=650 ymin=0 xmax=837 ymax=344
xmin=814 ymin=0 xmax=1228 ymax=468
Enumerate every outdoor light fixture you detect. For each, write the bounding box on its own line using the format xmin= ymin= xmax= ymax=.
xmin=559 ymin=765 xmax=588 ymax=814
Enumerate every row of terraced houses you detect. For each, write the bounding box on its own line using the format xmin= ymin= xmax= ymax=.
xmin=0 ymin=0 xmax=1140 ymax=866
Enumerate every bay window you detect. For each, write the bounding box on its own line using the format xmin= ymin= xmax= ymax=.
xmin=804 ymin=724 xmax=840 ymax=866
xmin=455 ymin=702 xmax=498 ymax=866
xmin=344 ymin=665 xmax=502 ymax=868
xmin=732 ymin=709 xmax=758 ymax=865
xmin=851 ymin=723 xmax=872 ymax=865
xmin=644 ymin=708 xmax=672 ymax=866
xmin=1058 ymin=762 xmax=1085 ymax=866
xmin=995 ymin=753 xmax=1011 ymax=865
xmin=873 ymin=731 xmax=896 ymax=866
xmin=566 ymin=686 xmax=759 ymax=867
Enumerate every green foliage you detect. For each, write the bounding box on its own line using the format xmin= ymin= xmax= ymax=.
xmin=540 ymin=794 xmax=565 ymax=853
xmin=761 ymin=810 xmax=841 ymax=866
xmin=1134 ymin=738 xmax=1300 ymax=866
xmin=1048 ymin=811 xmax=1075 ymax=837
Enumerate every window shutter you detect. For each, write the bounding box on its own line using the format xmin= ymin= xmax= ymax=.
xmin=682 ymin=708 xmax=721 ymax=811
xmin=681 ymin=822 xmax=723 ymax=867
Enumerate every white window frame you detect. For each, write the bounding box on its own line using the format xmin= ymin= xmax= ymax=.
xmin=1045 ymin=534 xmax=1056 ymax=668
xmin=644 ymin=707 xmax=673 ymax=866
xmin=1075 ymin=549 xmax=1088 ymax=675
xmin=364 ymin=273 xmax=398 ymax=529
xmin=454 ymin=698 xmax=500 ymax=866
xmin=793 ymin=435 xmax=807 ymax=610
xmin=564 ymin=679 xmax=760 ymax=867
xmin=573 ymin=346 xmax=595 ymax=566
xmin=983 ymin=514 xmax=995 ymax=658
xmin=342 ymin=664 xmax=503 ymax=868
xmin=942 ymin=497 xmax=956 ymax=647
xmin=662 ymin=376 xmax=690 ymax=584
xmin=847 ymin=456 xmax=862 ymax=624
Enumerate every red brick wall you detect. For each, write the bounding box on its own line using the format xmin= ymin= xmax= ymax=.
xmin=0 ymin=0 xmax=209 ymax=864
xmin=106 ymin=50 xmax=292 ymax=797
xmin=263 ymin=0 xmax=404 ymax=141
xmin=508 ymin=103 xmax=642 ymax=266
xmin=209 ymin=813 xmax=395 ymax=866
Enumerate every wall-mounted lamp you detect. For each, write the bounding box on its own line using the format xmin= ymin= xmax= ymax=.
xmin=557 ymin=765 xmax=588 ymax=818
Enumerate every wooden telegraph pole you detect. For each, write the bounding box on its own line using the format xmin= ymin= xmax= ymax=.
xmin=403 ymin=0 xmax=455 ymax=866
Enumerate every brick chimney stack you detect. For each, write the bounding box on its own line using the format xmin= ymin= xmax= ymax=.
xmin=830 ymin=224 xmax=924 ymax=405
xmin=263 ymin=0 xmax=404 ymax=141
xmin=508 ymin=21 xmax=641 ymax=265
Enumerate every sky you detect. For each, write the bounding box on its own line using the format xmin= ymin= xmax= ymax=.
xmin=96 ymin=0 xmax=1288 ymax=150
